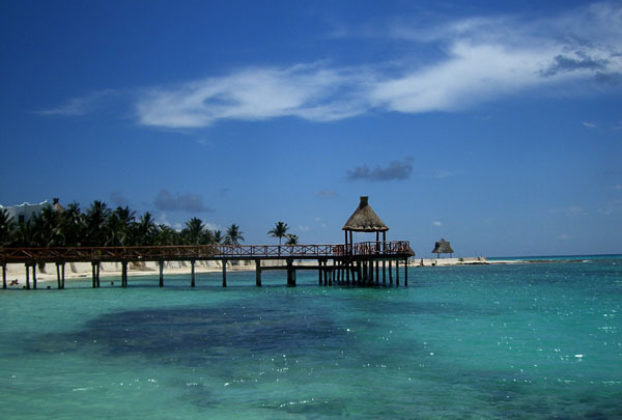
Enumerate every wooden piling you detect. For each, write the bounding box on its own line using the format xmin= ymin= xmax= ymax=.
xmin=25 ymin=264 xmax=30 ymax=290
xmin=2 ymin=263 xmax=7 ymax=289
xmin=32 ymin=264 xmax=37 ymax=289
xmin=222 ymin=259 xmax=227 ymax=288
xmin=404 ymin=258 xmax=408 ymax=286
xmin=382 ymin=260 xmax=386 ymax=284
xmin=286 ymin=258 xmax=296 ymax=287
xmin=56 ymin=263 xmax=62 ymax=289
xmin=375 ymin=261 xmax=379 ymax=285
xmin=396 ymin=259 xmax=400 ymax=286
xmin=255 ymin=259 xmax=261 ymax=287
xmin=159 ymin=260 xmax=164 ymax=287
xmin=121 ymin=261 xmax=128 ymax=287
xmin=190 ymin=260 xmax=196 ymax=288
xmin=388 ymin=260 xmax=393 ymax=285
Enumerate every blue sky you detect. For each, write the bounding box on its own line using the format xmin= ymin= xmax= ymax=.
xmin=1 ymin=0 xmax=621 ymax=257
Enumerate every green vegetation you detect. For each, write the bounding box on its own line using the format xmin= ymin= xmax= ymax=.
xmin=0 ymin=201 xmax=242 ymax=247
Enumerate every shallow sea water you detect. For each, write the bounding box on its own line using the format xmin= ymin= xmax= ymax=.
xmin=1 ymin=259 xmax=621 ymax=419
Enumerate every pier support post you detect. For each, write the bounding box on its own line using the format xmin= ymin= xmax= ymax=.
xmin=190 ymin=260 xmax=196 ymax=288
xmin=56 ymin=263 xmax=62 ymax=289
xmin=382 ymin=260 xmax=386 ymax=284
xmin=395 ymin=259 xmax=400 ymax=286
xmin=91 ymin=261 xmax=101 ymax=288
xmin=222 ymin=259 xmax=227 ymax=288
xmin=318 ymin=259 xmax=323 ymax=285
xmin=25 ymin=264 xmax=30 ymax=290
xmin=375 ymin=261 xmax=379 ymax=284
xmin=32 ymin=264 xmax=37 ymax=289
xmin=121 ymin=261 xmax=127 ymax=288
xmin=388 ymin=260 xmax=393 ymax=285
xmin=404 ymin=258 xmax=408 ymax=286
xmin=255 ymin=259 xmax=261 ymax=287
xmin=346 ymin=260 xmax=351 ymax=284
xmin=159 ymin=260 xmax=164 ymax=288
xmin=286 ymin=258 xmax=296 ymax=287
xmin=2 ymin=263 xmax=6 ymax=289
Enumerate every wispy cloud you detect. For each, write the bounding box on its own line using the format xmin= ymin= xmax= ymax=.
xmin=433 ymin=221 xmax=443 ymax=227
xmin=41 ymin=3 xmax=622 ymax=128
xmin=347 ymin=157 xmax=413 ymax=181
xmin=154 ymin=189 xmax=212 ymax=213
xmin=582 ymin=121 xmax=597 ymax=128
xmin=136 ymin=64 xmax=370 ymax=128
xmin=37 ymin=90 xmax=119 ymax=116
xmin=316 ymin=190 xmax=338 ymax=198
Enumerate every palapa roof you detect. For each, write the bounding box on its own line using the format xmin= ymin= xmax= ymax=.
xmin=432 ymin=238 xmax=454 ymax=254
xmin=342 ymin=196 xmax=389 ymax=232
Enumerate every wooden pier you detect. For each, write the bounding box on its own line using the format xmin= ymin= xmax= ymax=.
xmin=1 ymin=196 xmax=414 ymax=289
xmin=0 ymin=241 xmax=412 ymax=289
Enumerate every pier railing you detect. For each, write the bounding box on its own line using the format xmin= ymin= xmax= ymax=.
xmin=0 ymin=241 xmax=412 ymax=263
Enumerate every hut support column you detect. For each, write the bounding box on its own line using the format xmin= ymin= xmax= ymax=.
xmin=286 ymin=258 xmax=296 ymax=287
xmin=404 ymin=258 xmax=408 ymax=286
xmin=375 ymin=261 xmax=379 ymax=284
xmin=121 ymin=261 xmax=127 ymax=288
xmin=222 ymin=260 xmax=227 ymax=288
xmin=395 ymin=260 xmax=400 ymax=286
xmin=255 ymin=259 xmax=261 ymax=287
xmin=389 ymin=260 xmax=393 ymax=285
xmin=159 ymin=261 xmax=164 ymax=287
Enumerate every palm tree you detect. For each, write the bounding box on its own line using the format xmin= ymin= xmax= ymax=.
xmin=58 ymin=202 xmax=85 ymax=246
xmin=213 ymin=230 xmax=223 ymax=244
xmin=107 ymin=206 xmax=135 ymax=246
xmin=32 ymin=204 xmax=63 ymax=247
xmin=155 ymin=224 xmax=179 ymax=245
xmin=224 ymin=224 xmax=244 ymax=245
xmin=268 ymin=221 xmax=289 ymax=245
xmin=183 ymin=217 xmax=205 ymax=245
xmin=0 ymin=208 xmax=14 ymax=246
xmin=285 ymin=234 xmax=298 ymax=245
xmin=85 ymin=201 xmax=111 ymax=246
xmin=133 ymin=212 xmax=158 ymax=245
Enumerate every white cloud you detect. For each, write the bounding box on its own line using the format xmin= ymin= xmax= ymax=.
xmin=558 ymin=233 xmax=571 ymax=240
xmin=37 ymin=90 xmax=118 ymax=116
xmin=298 ymin=225 xmax=311 ymax=232
xmin=582 ymin=121 xmax=597 ymax=128
xmin=136 ymin=64 xmax=370 ymax=128
xmin=433 ymin=221 xmax=443 ymax=227
xmin=42 ymin=3 xmax=622 ymax=129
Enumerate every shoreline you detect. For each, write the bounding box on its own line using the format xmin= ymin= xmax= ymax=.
xmin=1 ymin=257 xmax=526 ymax=286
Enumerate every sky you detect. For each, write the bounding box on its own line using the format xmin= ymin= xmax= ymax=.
xmin=1 ymin=0 xmax=621 ymax=257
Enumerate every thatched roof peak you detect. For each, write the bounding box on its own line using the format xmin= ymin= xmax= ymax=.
xmin=432 ymin=238 xmax=454 ymax=254
xmin=342 ymin=196 xmax=389 ymax=232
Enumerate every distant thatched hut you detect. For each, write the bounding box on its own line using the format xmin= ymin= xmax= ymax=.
xmin=432 ymin=239 xmax=454 ymax=258
xmin=343 ymin=196 xmax=388 ymax=252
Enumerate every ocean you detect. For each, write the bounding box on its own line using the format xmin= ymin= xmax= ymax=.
xmin=1 ymin=256 xmax=621 ymax=419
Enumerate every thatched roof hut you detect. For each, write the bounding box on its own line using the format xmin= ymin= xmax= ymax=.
xmin=342 ymin=196 xmax=388 ymax=250
xmin=432 ymin=239 xmax=454 ymax=257
xmin=342 ymin=196 xmax=388 ymax=232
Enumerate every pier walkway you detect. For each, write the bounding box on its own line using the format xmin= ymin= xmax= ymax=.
xmin=0 ymin=241 xmax=413 ymax=289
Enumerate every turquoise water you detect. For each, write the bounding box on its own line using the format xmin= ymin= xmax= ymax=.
xmin=1 ymin=258 xmax=621 ymax=419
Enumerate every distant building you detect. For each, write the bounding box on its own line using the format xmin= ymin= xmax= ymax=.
xmin=0 ymin=198 xmax=62 ymax=224
xmin=432 ymin=238 xmax=454 ymax=258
